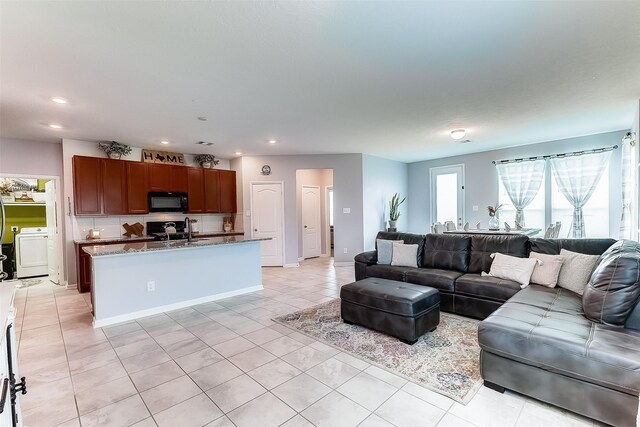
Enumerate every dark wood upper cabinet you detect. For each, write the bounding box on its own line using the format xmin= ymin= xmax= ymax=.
xmin=203 ymin=169 xmax=221 ymax=213
xmin=102 ymin=159 xmax=128 ymax=215
xmin=219 ymin=170 xmax=237 ymax=213
xmin=148 ymin=164 xmax=170 ymax=191
xmin=187 ymin=168 xmax=205 ymax=213
xmin=127 ymin=162 xmax=149 ymax=214
xmin=169 ymin=166 xmax=188 ymax=193
xmin=73 ymin=156 xmax=103 ymax=215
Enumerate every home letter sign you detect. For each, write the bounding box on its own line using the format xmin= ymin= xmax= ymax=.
xmin=141 ymin=150 xmax=186 ymax=166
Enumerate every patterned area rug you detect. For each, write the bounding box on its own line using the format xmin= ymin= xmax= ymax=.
xmin=15 ymin=278 xmax=46 ymax=288
xmin=273 ymin=299 xmax=482 ymax=404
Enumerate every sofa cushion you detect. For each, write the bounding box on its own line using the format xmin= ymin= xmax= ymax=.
xmin=583 ymin=240 xmax=640 ymax=326
xmin=478 ymin=286 xmax=640 ymax=395
xmin=468 ymin=235 xmax=529 ymax=274
xmin=421 ymin=234 xmax=471 ymax=272
xmin=556 ymin=249 xmax=599 ymax=296
xmin=529 ymin=238 xmax=616 ymax=256
xmin=376 ymin=239 xmax=400 ymax=265
xmin=404 ymin=268 xmax=463 ymax=293
xmin=529 ymin=252 xmax=564 ymax=288
xmin=484 ymin=253 xmax=539 ymax=288
xmin=455 ymin=273 xmax=522 ymax=302
xmin=365 ymin=264 xmax=417 ymax=282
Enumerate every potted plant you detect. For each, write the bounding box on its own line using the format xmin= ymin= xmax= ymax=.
xmin=194 ymin=154 xmax=220 ymax=169
xmin=487 ymin=202 xmax=503 ymax=230
xmin=98 ymin=141 xmax=132 ymax=160
xmin=388 ymin=193 xmax=406 ymax=230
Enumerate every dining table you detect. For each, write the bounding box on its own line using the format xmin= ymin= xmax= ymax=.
xmin=443 ymin=228 xmax=542 ymax=237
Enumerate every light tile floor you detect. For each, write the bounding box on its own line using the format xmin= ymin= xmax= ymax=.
xmin=14 ymin=258 xmax=600 ymax=427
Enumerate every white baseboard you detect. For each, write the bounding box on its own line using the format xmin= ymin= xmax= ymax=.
xmin=297 ymin=257 xmax=304 ymax=261
xmin=320 ymin=253 xmax=330 ymax=258
xmin=66 ymin=282 xmax=78 ymax=290
xmin=333 ymin=261 xmax=354 ymax=267
xmin=93 ymin=285 xmax=263 ymax=328
xmin=283 ymin=263 xmax=300 ymax=268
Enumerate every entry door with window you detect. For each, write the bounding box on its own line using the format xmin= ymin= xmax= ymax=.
xmin=430 ymin=165 xmax=465 ymax=229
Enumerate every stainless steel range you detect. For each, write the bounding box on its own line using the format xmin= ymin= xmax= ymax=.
xmin=146 ymin=221 xmax=189 ymax=241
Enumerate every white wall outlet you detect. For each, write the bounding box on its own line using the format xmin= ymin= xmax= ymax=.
xmin=245 ymin=210 xmax=251 ymax=217
xmin=342 ymin=208 xmax=351 ymax=214
xmin=343 ymin=248 xmax=348 ymax=254
xmin=10 ymin=226 xmax=18 ymax=232
xmin=472 ymin=205 xmax=479 ymax=212
xmin=147 ymin=281 xmax=156 ymax=292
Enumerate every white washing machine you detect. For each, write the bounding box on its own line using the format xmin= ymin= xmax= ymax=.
xmin=16 ymin=227 xmax=48 ymax=279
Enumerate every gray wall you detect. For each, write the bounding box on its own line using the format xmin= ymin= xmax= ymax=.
xmin=240 ymin=154 xmax=363 ymax=265
xmin=407 ymin=130 xmax=627 ymax=237
xmin=0 ymin=138 xmax=63 ymax=177
xmin=632 ymin=100 xmax=640 ymax=240
xmin=362 ymin=155 xmax=409 ymax=250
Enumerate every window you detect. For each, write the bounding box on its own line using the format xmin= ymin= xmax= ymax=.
xmin=498 ymin=181 xmax=545 ymax=231
xmin=551 ymin=164 xmax=609 ymax=238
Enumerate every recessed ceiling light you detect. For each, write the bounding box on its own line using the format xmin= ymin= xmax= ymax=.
xmin=161 ymin=140 xmax=169 ymax=145
xmin=450 ymin=129 xmax=466 ymax=140
xmin=268 ymin=139 xmax=277 ymax=144
xmin=51 ymin=97 xmax=68 ymax=104
xmin=48 ymin=124 xmax=63 ymax=129
xmin=235 ymin=151 xmax=242 ymax=155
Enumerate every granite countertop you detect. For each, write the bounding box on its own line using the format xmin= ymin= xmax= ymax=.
xmin=74 ymin=231 xmax=244 ymax=245
xmin=83 ymin=235 xmax=268 ymax=257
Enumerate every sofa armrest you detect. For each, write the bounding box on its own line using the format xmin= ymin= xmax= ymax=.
xmin=355 ymin=251 xmax=377 ymax=265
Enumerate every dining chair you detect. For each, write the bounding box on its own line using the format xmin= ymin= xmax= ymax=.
xmin=432 ymin=222 xmax=445 ymax=234
xmin=544 ymin=224 xmax=554 ymax=238
xmin=444 ymin=221 xmax=456 ymax=231
xmin=553 ymin=222 xmax=562 ymax=238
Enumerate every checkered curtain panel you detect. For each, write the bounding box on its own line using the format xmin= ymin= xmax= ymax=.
xmin=496 ymin=160 xmax=546 ymax=227
xmin=620 ymin=137 xmax=635 ymax=239
xmin=550 ymin=151 xmax=611 ymax=238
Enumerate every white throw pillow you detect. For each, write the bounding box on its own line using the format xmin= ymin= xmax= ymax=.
xmin=529 ymin=252 xmax=565 ymax=288
xmin=377 ymin=239 xmax=403 ymax=265
xmin=391 ymin=242 xmax=419 ymax=268
xmin=557 ymin=249 xmax=600 ymax=295
xmin=483 ymin=253 xmax=540 ymax=288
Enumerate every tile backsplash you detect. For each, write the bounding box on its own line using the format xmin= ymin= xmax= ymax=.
xmin=72 ymin=213 xmax=243 ymax=240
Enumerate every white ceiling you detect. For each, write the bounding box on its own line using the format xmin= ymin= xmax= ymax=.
xmin=1 ymin=1 xmax=639 ymax=162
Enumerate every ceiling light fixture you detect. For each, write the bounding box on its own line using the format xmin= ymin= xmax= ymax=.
xmin=450 ymin=129 xmax=466 ymax=140
xmin=196 ymin=141 xmax=214 ymax=146
xmin=268 ymin=139 xmax=277 ymax=144
xmin=235 ymin=151 xmax=242 ymax=155
xmin=161 ymin=140 xmax=169 ymax=145
xmin=197 ymin=117 xmax=208 ymax=121
xmin=51 ymin=97 xmax=68 ymax=104
xmin=48 ymin=124 xmax=63 ymax=129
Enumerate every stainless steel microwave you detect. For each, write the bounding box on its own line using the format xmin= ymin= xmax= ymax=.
xmin=148 ymin=192 xmax=188 ymax=212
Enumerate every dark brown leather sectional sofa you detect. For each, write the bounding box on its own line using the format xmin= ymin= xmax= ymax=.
xmin=354 ymin=231 xmax=640 ymax=426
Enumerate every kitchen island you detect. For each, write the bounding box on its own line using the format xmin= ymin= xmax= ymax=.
xmin=83 ymin=236 xmax=268 ymax=327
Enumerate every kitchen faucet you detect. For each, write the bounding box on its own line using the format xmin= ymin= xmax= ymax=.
xmin=184 ymin=217 xmax=193 ymax=242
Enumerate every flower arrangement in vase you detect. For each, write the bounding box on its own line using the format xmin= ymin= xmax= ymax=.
xmin=487 ymin=203 xmax=503 ymax=230
xmin=194 ymin=154 xmax=220 ymax=169
xmin=98 ymin=141 xmax=132 ymax=159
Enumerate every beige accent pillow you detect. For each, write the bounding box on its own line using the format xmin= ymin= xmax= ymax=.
xmin=377 ymin=239 xmax=403 ymax=265
xmin=529 ymin=252 xmax=565 ymax=288
xmin=482 ymin=253 xmax=540 ymax=288
xmin=557 ymin=249 xmax=600 ymax=295
xmin=391 ymin=242 xmax=419 ymax=268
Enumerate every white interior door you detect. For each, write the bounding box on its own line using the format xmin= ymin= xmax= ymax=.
xmin=45 ymin=180 xmax=60 ymax=284
xmin=302 ymin=185 xmax=321 ymax=259
xmin=251 ymin=182 xmax=284 ymax=266
xmin=430 ymin=165 xmax=465 ymax=229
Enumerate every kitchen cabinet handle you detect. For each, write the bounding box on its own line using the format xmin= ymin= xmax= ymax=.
xmin=0 ymin=378 xmax=8 ymax=413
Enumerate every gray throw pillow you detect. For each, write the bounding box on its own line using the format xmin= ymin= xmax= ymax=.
xmin=391 ymin=242 xmax=419 ymax=268
xmin=377 ymin=239 xmax=402 ymax=265
xmin=557 ymin=249 xmax=600 ymax=295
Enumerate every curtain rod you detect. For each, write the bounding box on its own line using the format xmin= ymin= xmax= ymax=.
xmin=492 ymin=145 xmax=618 ymax=165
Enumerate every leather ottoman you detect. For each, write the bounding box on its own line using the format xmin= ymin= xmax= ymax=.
xmin=340 ymin=277 xmax=440 ymax=344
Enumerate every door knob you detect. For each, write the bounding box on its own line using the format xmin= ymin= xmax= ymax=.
xmin=254 ymin=228 xmax=258 ymax=232
xmin=304 ymin=225 xmax=308 ymax=228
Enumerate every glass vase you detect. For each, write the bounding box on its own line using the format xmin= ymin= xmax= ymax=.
xmin=488 ymin=215 xmax=499 ymax=230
